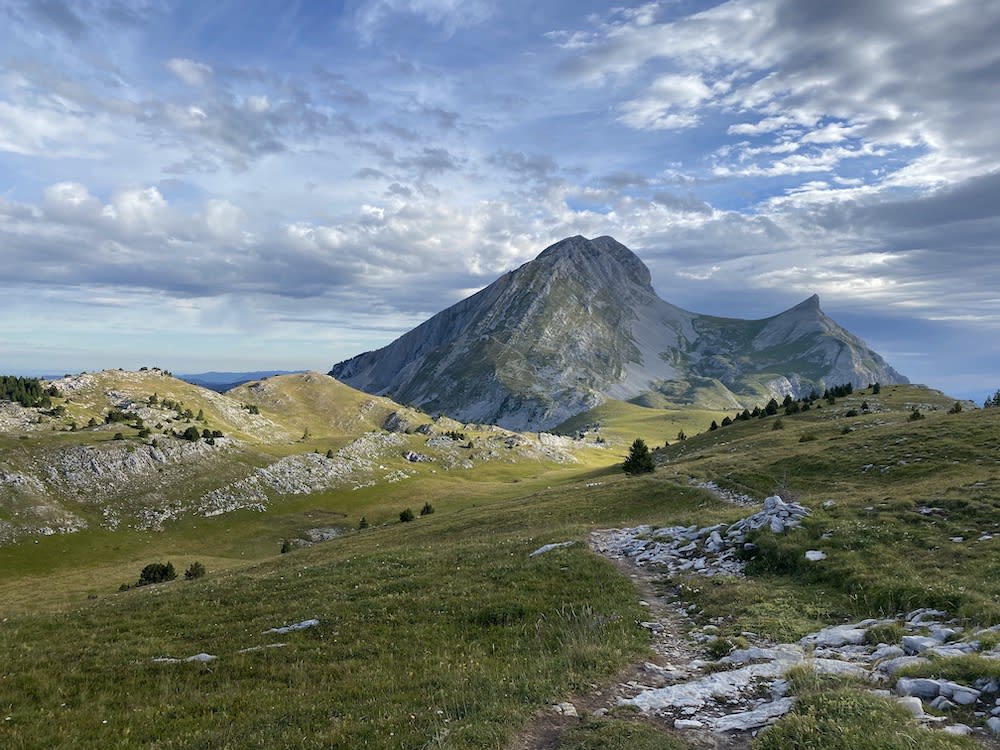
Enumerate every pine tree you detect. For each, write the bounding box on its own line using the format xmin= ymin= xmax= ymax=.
xmin=622 ymin=438 xmax=655 ymax=475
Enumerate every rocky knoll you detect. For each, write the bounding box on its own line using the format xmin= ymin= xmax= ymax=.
xmin=593 ymin=495 xmax=811 ymax=578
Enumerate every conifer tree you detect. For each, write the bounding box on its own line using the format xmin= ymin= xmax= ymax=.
xmin=622 ymin=438 xmax=655 ymax=475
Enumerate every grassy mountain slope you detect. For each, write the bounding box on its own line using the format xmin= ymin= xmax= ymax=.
xmin=1 ymin=382 xmax=998 ymax=748
xmin=0 ymin=370 xmax=599 ymax=550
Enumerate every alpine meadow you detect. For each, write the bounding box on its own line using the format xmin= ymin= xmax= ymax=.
xmin=3 ymin=1 xmax=1000 ymax=749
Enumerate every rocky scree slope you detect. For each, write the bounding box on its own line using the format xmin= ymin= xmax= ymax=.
xmin=330 ymin=235 xmax=907 ymax=431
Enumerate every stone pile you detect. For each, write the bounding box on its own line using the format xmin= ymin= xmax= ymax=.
xmin=593 ymin=495 xmax=810 ymax=578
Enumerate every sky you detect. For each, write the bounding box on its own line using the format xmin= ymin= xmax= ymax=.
xmin=1 ymin=0 xmax=998 ymax=402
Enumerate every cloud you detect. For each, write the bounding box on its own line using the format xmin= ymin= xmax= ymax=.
xmin=106 ymin=187 xmax=169 ymax=233
xmin=354 ymin=0 xmax=494 ymax=42
xmin=43 ymin=182 xmax=103 ymax=222
xmin=488 ymin=150 xmax=559 ymax=183
xmin=618 ymin=73 xmax=715 ymax=130
xmin=560 ymin=0 xmax=1000 ymax=191
xmin=25 ymin=0 xmax=87 ymax=40
xmin=166 ymin=58 xmax=214 ymax=87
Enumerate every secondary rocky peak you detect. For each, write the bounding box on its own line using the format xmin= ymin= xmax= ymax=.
xmin=793 ymin=293 xmax=821 ymax=312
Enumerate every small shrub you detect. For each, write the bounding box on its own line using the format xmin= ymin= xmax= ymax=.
xmin=358 ymin=516 xmax=369 ymax=529
xmin=113 ymin=432 xmax=124 ymax=441
xmin=399 ymin=508 xmax=415 ymax=523
xmin=136 ymin=562 xmax=177 ymax=586
xmin=326 ymin=448 xmax=335 ymax=458
xmin=184 ymin=561 xmax=206 ymax=580
xmin=908 ymin=408 xmax=925 ymax=422
xmin=798 ymin=433 xmax=817 ymax=443
xmin=705 ymin=635 xmax=749 ymax=659
xmin=182 ymin=425 xmax=201 ymax=441
xmin=280 ymin=539 xmax=292 ymax=554
xmin=772 ymin=418 xmax=784 ymax=431
xmin=844 ymin=408 xmax=859 ymax=418
xmin=947 ymin=402 xmax=962 ymax=414
xmin=865 ymin=621 xmax=906 ymax=645
xmin=420 ymin=502 xmax=434 ymax=516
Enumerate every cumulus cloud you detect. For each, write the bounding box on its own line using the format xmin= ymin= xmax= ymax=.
xmin=560 ymin=0 xmax=1000 ymax=191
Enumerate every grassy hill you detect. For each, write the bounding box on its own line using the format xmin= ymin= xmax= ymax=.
xmin=1 ymin=378 xmax=997 ymax=748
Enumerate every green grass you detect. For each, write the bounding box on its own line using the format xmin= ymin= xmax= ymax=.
xmin=652 ymin=388 xmax=1000 ymax=629
xmin=557 ymin=718 xmax=689 ymax=750
xmin=0 ymin=472 xmax=730 ymax=749
xmin=751 ymin=667 xmax=978 ymax=750
xmin=555 ymin=399 xmax=729 ymax=448
xmin=895 ymin=654 xmax=1000 ymax=683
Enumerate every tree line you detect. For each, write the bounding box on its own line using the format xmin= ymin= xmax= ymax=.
xmin=0 ymin=376 xmax=59 ymax=408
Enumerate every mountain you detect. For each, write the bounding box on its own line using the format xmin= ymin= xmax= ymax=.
xmin=178 ymin=370 xmax=304 ymax=392
xmin=330 ymin=235 xmax=907 ymax=430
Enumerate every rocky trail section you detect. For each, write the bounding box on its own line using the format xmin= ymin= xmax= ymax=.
xmin=517 ymin=498 xmax=1000 ymax=748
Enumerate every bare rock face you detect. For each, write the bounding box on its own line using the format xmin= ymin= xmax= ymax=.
xmin=331 ymin=235 xmax=907 ymax=430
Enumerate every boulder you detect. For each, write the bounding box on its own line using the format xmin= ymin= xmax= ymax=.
xmin=712 ymin=698 xmax=794 ymax=732
xmin=801 ymin=624 xmax=868 ymax=648
xmin=901 ymin=635 xmax=938 ymax=655
xmin=896 ymin=677 xmax=940 ymax=699
xmin=897 ymin=696 xmax=924 ymax=717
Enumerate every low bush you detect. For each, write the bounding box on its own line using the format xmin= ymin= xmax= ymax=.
xmin=865 ymin=621 xmax=906 ymax=645
xmin=136 ymin=562 xmax=176 ymax=587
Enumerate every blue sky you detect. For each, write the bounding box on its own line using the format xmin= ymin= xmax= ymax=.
xmin=1 ymin=0 xmax=998 ymax=402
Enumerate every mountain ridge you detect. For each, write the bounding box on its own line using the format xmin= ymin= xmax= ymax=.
xmin=331 ymin=236 xmax=908 ymax=429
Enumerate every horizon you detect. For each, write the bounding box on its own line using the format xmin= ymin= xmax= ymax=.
xmin=2 ymin=1 xmax=998 ymax=402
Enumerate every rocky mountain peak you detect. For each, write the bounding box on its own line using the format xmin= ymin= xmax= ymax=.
xmin=330 ymin=236 xmax=908 ymax=430
xmin=534 ymin=235 xmax=653 ymax=291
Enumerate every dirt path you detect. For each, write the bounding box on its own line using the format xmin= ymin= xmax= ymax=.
xmin=508 ymin=535 xmax=752 ymax=750
xmin=511 ymin=527 xmax=1000 ymax=750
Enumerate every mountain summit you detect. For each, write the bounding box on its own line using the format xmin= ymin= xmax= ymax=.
xmin=330 ymin=236 xmax=907 ymax=430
